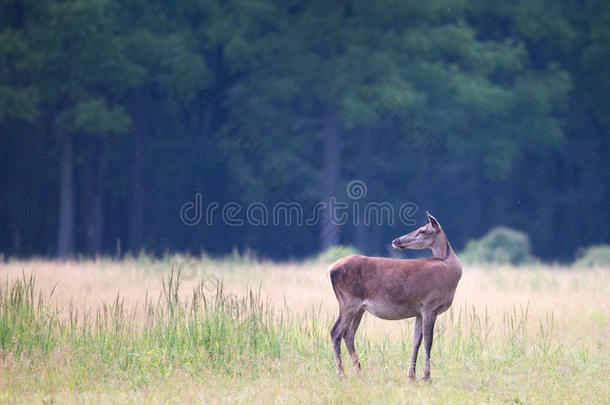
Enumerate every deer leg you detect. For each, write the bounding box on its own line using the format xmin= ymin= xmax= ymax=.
xmin=330 ymin=315 xmax=345 ymax=375
xmin=343 ymin=308 xmax=365 ymax=373
xmin=422 ymin=312 xmax=437 ymax=382
xmin=409 ymin=315 xmax=423 ymax=380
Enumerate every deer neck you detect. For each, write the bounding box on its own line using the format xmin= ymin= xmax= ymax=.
xmin=430 ymin=231 xmax=452 ymax=260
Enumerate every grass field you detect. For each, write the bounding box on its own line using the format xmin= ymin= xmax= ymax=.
xmin=0 ymin=255 xmax=608 ymax=404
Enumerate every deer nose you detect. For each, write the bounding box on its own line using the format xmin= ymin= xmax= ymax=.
xmin=392 ymin=238 xmax=400 ymax=246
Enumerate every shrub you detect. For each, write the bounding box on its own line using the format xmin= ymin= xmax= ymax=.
xmin=316 ymin=245 xmax=359 ymax=263
xmin=460 ymin=227 xmax=534 ymax=266
xmin=574 ymin=244 xmax=610 ymax=267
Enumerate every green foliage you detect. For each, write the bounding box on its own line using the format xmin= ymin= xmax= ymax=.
xmin=574 ymin=245 xmax=610 ymax=268
xmin=54 ymin=99 xmax=131 ymax=135
xmin=0 ymin=0 xmax=608 ymax=261
xmin=461 ymin=227 xmax=535 ymax=266
xmin=315 ymin=245 xmax=359 ymax=263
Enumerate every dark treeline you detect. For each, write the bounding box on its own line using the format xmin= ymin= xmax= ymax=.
xmin=0 ymin=0 xmax=608 ymax=261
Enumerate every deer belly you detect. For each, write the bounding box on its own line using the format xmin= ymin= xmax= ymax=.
xmin=363 ymin=299 xmax=418 ymax=320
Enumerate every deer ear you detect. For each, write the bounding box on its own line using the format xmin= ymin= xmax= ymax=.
xmin=426 ymin=211 xmax=441 ymax=230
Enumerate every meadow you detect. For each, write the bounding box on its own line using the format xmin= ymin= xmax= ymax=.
xmin=0 ymin=255 xmax=608 ymax=404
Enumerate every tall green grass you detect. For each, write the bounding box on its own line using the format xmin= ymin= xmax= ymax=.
xmin=1 ymin=270 xmax=309 ymax=376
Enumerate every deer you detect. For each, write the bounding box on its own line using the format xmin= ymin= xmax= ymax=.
xmin=328 ymin=211 xmax=462 ymax=381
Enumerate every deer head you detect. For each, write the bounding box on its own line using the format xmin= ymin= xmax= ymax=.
xmin=392 ymin=211 xmax=443 ymax=251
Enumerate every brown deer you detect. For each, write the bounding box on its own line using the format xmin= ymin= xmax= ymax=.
xmin=328 ymin=211 xmax=462 ymax=381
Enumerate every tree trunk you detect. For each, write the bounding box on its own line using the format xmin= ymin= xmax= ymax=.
xmin=321 ymin=106 xmax=341 ymax=251
xmin=129 ymin=101 xmax=145 ymax=254
xmin=416 ymin=152 xmax=429 ymax=210
xmin=85 ymin=141 xmax=103 ymax=256
xmin=355 ymin=127 xmax=371 ymax=255
xmin=57 ymin=135 xmax=75 ymax=259
xmin=91 ymin=191 xmax=103 ymax=255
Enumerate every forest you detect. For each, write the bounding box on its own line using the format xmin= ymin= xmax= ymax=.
xmin=1 ymin=0 xmax=608 ymax=261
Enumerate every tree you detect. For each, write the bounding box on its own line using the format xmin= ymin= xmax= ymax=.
xmin=0 ymin=0 xmax=608 ymax=261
